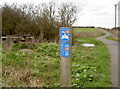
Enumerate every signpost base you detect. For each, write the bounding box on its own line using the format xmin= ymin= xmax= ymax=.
xmin=60 ymin=57 xmax=72 ymax=87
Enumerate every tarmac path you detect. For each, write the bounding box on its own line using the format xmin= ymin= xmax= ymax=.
xmin=96 ymin=29 xmax=119 ymax=87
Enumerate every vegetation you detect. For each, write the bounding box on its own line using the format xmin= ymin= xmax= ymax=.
xmin=73 ymin=28 xmax=99 ymax=33
xmin=101 ymin=27 xmax=120 ymax=42
xmin=2 ymin=28 xmax=111 ymax=87
xmin=2 ymin=2 xmax=78 ymax=42
xmin=106 ymin=36 xmax=120 ymax=42
xmin=72 ymin=28 xmax=106 ymax=39
xmin=2 ymin=43 xmax=60 ymax=87
xmin=106 ymin=27 xmax=120 ymax=35
xmin=72 ymin=37 xmax=111 ymax=87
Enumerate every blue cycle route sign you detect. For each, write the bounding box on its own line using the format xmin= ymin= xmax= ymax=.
xmin=60 ymin=28 xmax=70 ymax=42
xmin=60 ymin=43 xmax=70 ymax=57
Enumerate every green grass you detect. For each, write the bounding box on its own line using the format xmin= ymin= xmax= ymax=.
xmin=73 ymin=28 xmax=100 ymax=33
xmin=72 ymin=27 xmax=106 ymax=39
xmin=72 ymin=37 xmax=111 ymax=87
xmin=2 ymin=38 xmax=111 ymax=87
xmin=2 ymin=43 xmax=60 ymax=87
xmin=106 ymin=36 xmax=120 ymax=42
xmin=2 ymin=28 xmax=111 ymax=87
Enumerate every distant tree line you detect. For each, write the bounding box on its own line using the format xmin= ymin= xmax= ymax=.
xmin=1 ymin=1 xmax=78 ymax=42
xmin=72 ymin=26 xmax=95 ymax=28
xmin=97 ymin=27 xmax=120 ymax=30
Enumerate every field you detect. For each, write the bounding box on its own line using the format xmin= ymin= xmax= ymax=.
xmin=73 ymin=28 xmax=99 ymax=33
xmin=73 ymin=28 xmax=106 ymax=38
xmin=1 ymin=28 xmax=112 ymax=87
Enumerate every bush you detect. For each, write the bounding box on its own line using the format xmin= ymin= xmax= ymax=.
xmin=72 ymin=63 xmax=96 ymax=87
xmin=12 ymin=43 xmax=28 ymax=50
xmin=35 ymin=43 xmax=60 ymax=58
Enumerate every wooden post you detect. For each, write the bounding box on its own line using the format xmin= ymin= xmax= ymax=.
xmin=60 ymin=57 xmax=72 ymax=87
xmin=60 ymin=27 xmax=72 ymax=87
xmin=6 ymin=35 xmax=12 ymax=51
xmin=1 ymin=37 xmax=7 ymax=50
xmin=31 ymin=36 xmax=35 ymax=48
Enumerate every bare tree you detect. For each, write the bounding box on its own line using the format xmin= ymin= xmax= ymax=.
xmin=2 ymin=1 xmax=78 ymax=42
xmin=58 ymin=2 xmax=78 ymax=27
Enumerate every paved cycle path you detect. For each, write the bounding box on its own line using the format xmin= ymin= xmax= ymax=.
xmin=96 ymin=29 xmax=119 ymax=87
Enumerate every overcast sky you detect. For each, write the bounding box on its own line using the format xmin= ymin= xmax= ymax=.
xmin=0 ymin=0 xmax=119 ymax=28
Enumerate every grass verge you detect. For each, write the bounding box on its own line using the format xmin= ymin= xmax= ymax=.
xmin=72 ymin=37 xmax=111 ymax=87
xmin=106 ymin=36 xmax=120 ymax=42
